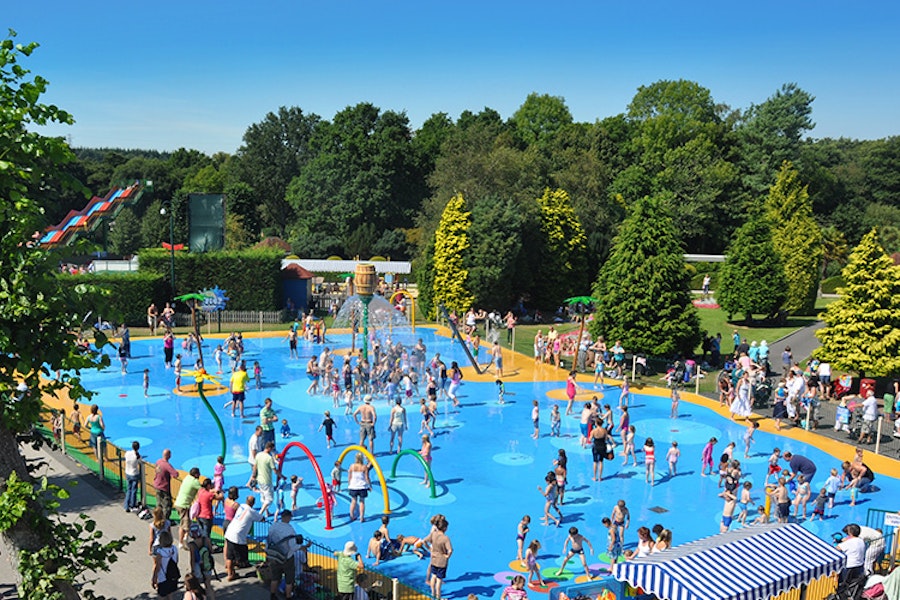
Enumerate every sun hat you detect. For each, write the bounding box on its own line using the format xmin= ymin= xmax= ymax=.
xmin=343 ymin=541 xmax=358 ymax=556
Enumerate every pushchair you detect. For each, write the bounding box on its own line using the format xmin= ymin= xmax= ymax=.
xmin=826 ymin=570 xmax=867 ymax=600
xmin=847 ymin=405 xmax=865 ymax=440
xmin=753 ymin=380 xmax=773 ymax=408
xmin=833 ymin=374 xmax=854 ymax=399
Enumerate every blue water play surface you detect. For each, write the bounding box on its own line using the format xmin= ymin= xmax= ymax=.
xmin=86 ymin=329 xmax=899 ymax=598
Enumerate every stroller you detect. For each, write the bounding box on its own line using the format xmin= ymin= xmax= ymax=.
xmin=833 ymin=374 xmax=854 ymax=399
xmin=753 ymin=379 xmax=773 ymax=408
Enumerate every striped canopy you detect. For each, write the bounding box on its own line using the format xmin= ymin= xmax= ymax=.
xmin=613 ymin=523 xmax=845 ymax=600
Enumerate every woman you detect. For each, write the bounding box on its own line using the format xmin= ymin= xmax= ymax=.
xmin=730 ymin=373 xmax=753 ymax=423
xmin=221 ymin=486 xmax=240 ymax=560
xmin=718 ymin=374 xmax=733 ymax=407
xmin=447 ymin=362 xmax=463 ymax=407
xmin=347 ymin=452 xmax=371 ymax=523
xmin=149 ymin=506 xmax=172 ymax=556
xmin=151 ymin=530 xmax=179 ymax=598
xmin=565 ymin=370 xmax=578 ymax=416
xmin=772 ymin=380 xmax=788 ymax=430
xmin=635 ymin=526 xmax=654 ymax=558
xmin=590 ymin=418 xmax=609 ymax=482
xmin=85 ymin=404 xmax=105 ymax=462
xmin=652 ymin=529 xmax=672 ymax=553
xmin=163 ymin=331 xmax=175 ymax=368
xmin=533 ymin=330 xmax=544 ymax=365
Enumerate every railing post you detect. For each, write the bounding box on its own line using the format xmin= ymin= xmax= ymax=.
xmin=392 ymin=577 xmax=400 ymax=600
xmin=875 ymin=416 xmax=883 ymax=454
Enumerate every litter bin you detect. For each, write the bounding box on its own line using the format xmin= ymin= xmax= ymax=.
xmin=860 ymin=378 xmax=876 ymax=398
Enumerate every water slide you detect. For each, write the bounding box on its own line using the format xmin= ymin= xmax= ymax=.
xmin=38 ymin=181 xmax=147 ymax=247
xmin=438 ymin=304 xmax=489 ymax=374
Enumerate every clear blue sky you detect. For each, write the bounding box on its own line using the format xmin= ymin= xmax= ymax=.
xmin=8 ymin=1 xmax=900 ymax=154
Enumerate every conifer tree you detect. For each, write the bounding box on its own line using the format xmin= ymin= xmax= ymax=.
xmin=590 ymin=194 xmax=701 ymax=356
xmin=533 ymin=188 xmax=588 ymax=307
xmin=718 ymin=212 xmax=788 ymax=321
xmin=765 ymin=161 xmax=823 ymax=314
xmin=815 ymin=229 xmax=900 ymax=376
xmin=431 ymin=193 xmax=475 ymax=316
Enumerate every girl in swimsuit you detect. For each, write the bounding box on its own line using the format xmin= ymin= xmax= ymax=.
xmin=525 ymin=539 xmax=545 ymax=586
xmin=515 ymin=515 xmax=530 ymax=565
xmin=419 ymin=435 xmax=432 ymax=486
xmin=419 ymin=399 xmax=434 ymax=435
xmin=538 ymin=472 xmax=562 ymax=527
xmin=622 ymin=425 xmax=637 ymax=466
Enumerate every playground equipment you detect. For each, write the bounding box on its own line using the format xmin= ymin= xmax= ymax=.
xmin=337 ymin=444 xmax=391 ymax=515
xmin=182 ymin=369 xmax=227 ymax=460
xmin=389 ymin=449 xmax=436 ymax=498
xmin=277 ymin=441 xmax=334 ymax=530
xmin=388 ymin=289 xmax=416 ymax=333
xmin=438 ymin=304 xmax=489 ymax=375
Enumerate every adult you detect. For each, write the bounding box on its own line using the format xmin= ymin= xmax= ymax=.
xmin=447 ymin=361 xmax=463 ymax=407
xmin=424 ymin=515 xmax=453 ymax=600
xmin=246 ymin=425 xmax=264 ymax=483
xmin=224 ymin=495 xmax=263 ymax=581
xmin=120 ymin=323 xmax=131 ymax=358
xmin=836 ymin=523 xmax=866 ymax=583
xmin=85 ymin=403 xmax=106 ymax=464
xmin=354 ymin=395 xmax=378 ymax=454
xmin=843 ymin=460 xmax=876 ymax=494
xmin=782 ymin=452 xmax=817 ymax=485
xmin=174 ymin=466 xmax=202 ymax=549
xmin=730 ymin=372 xmax=753 ymax=422
xmin=285 ymin=326 xmax=299 ymax=360
xmin=229 ymin=363 xmax=249 ymax=418
xmin=505 ymin=311 xmax=516 ymax=345
xmin=388 ymin=398 xmax=408 ymax=454
xmin=579 ymin=402 xmax=595 ymax=448
xmin=124 ymin=440 xmax=142 ymax=512
xmin=147 ymin=303 xmax=159 ymax=335
xmin=252 ymin=441 xmax=280 ymax=517
xmin=153 ymin=448 xmax=179 ymax=518
xmin=266 ymin=510 xmax=299 ymax=599
xmin=347 ymin=452 xmax=371 ymax=523
xmin=334 ymin=541 xmax=363 ymax=600
xmin=259 ymin=397 xmax=278 ymax=448
xmin=194 ymin=477 xmax=223 ymax=538
xmin=163 ymin=331 xmax=175 ymax=368
xmin=611 ymin=340 xmax=625 ymax=378
xmin=859 ymin=391 xmax=879 ymax=444
xmin=590 ymin=417 xmax=610 ymax=481
xmin=772 ymin=381 xmax=788 ymax=431
xmin=161 ymin=302 xmax=175 ymax=331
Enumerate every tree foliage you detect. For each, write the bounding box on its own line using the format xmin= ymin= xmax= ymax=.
xmin=532 ymin=188 xmax=588 ymax=307
xmin=512 ymin=93 xmax=573 ymax=149
xmin=466 ymin=196 xmax=528 ymax=310
xmin=765 ymin=161 xmax=823 ymax=314
xmin=815 ymin=229 xmax=900 ymax=376
xmin=590 ymin=194 xmax=701 ymax=356
xmin=430 ymin=194 xmax=474 ymax=317
xmin=717 ymin=213 xmax=788 ymax=320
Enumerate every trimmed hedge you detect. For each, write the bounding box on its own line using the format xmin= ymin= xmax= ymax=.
xmin=820 ymin=275 xmax=845 ymax=295
xmin=58 ymin=272 xmax=166 ymax=326
xmin=138 ymin=248 xmax=283 ymax=311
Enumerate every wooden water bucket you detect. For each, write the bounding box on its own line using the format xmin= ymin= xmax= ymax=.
xmin=355 ymin=263 xmax=377 ymax=297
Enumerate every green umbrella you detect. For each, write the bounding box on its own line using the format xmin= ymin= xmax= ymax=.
xmin=564 ymin=296 xmax=598 ymax=359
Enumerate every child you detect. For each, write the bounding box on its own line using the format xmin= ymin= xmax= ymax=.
xmin=793 ymin=474 xmax=811 ymax=519
xmin=550 ymin=405 xmax=561 ymax=437
xmin=670 ymin=386 xmax=680 ymax=418
xmin=343 ymin=389 xmax=354 ymax=415
xmin=720 ymin=489 xmax=737 ymax=533
xmin=420 ymin=435 xmax=432 ymax=485
xmin=717 ymin=454 xmax=730 ymax=488
xmin=280 ymin=418 xmax=291 ymax=439
xmin=143 ymin=369 xmax=150 ymax=398
xmin=700 ymin=437 xmax=717 ymax=477
xmin=643 ymin=438 xmax=656 ymax=485
xmin=395 ymin=534 xmax=427 ymax=559
xmin=723 ymin=441 xmax=736 ymax=461
xmin=554 ymin=452 xmax=568 ymax=505
xmin=619 ymin=375 xmax=631 ymax=408
xmin=835 ymin=399 xmax=851 ymax=433
xmin=501 ymin=574 xmax=529 ymax=600
xmin=666 ymin=441 xmax=680 ymax=476
xmin=331 ymin=461 xmax=342 ymax=492
xmin=743 ymin=421 xmax=759 ymax=458
xmin=174 ymin=354 xmax=182 ymax=390
xmin=213 ymin=345 xmax=223 ymax=373
xmin=367 ymin=530 xmax=387 ymax=565
xmin=594 ymin=354 xmax=605 ymax=388
xmin=51 ymin=410 xmax=63 ymax=444
xmin=752 ymin=505 xmax=769 ymax=525
xmin=515 ymin=515 xmax=530 ymax=566
xmin=610 ymin=500 xmax=630 ymax=544
xmin=213 ymin=455 xmax=226 ymax=491
xmin=290 ymin=474 xmax=302 ymax=510
xmin=765 ymin=448 xmax=781 ymax=486
xmin=496 ymin=379 xmax=505 ymax=404
xmin=738 ymin=481 xmax=754 ymax=524
xmin=603 ymin=517 xmax=622 ymax=572
xmin=253 ymin=360 xmax=262 ymax=389
xmin=538 ymin=472 xmax=561 ymax=527
xmin=524 ymin=540 xmax=544 ymax=586
xmin=531 ymin=400 xmax=540 ymax=440
xmin=622 ymin=425 xmax=637 ymax=466
xmin=318 ymin=411 xmax=336 ymax=448
xmin=810 ymin=488 xmax=828 ymax=521
xmin=419 ymin=398 xmax=434 ymax=436
xmin=556 ymin=527 xmax=594 ymax=578
xmin=824 ymin=468 xmax=841 ymax=510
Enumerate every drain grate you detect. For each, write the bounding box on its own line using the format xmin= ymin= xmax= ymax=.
xmin=648 ymin=506 xmax=669 ymax=514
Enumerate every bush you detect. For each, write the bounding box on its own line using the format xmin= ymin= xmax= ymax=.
xmin=138 ymin=249 xmax=283 ymax=310
xmin=820 ymin=275 xmax=845 ymax=295
xmin=58 ymin=272 xmax=166 ymax=326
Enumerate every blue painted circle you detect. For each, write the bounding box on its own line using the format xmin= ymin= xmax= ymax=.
xmin=493 ymin=452 xmax=535 ymax=466
xmin=632 ymin=418 xmax=722 ymax=445
xmin=111 ymin=436 xmax=154 ymax=449
xmin=127 ymin=417 xmax=164 ymax=428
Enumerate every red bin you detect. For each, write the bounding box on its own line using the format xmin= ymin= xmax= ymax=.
xmin=860 ymin=378 xmax=876 ymax=398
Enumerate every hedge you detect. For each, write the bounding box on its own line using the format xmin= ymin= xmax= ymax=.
xmin=138 ymin=248 xmax=283 ymax=311
xmin=58 ymin=272 xmax=166 ymax=326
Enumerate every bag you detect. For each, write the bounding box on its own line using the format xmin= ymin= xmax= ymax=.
xmin=165 ymin=553 xmax=181 ymax=582
xmin=198 ymin=545 xmax=214 ymax=573
xmin=256 ymin=561 xmax=273 ymax=583
xmin=189 ymin=501 xmax=201 ymax=520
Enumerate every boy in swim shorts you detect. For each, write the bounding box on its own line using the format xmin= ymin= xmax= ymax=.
xmin=556 ymin=527 xmax=594 ymax=578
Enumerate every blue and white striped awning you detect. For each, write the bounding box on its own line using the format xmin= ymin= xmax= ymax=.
xmin=613 ymin=523 xmax=846 ymax=600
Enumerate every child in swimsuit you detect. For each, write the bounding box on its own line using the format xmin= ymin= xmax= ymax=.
xmin=524 ymin=540 xmax=544 ymax=586
xmin=556 ymin=526 xmax=594 ymax=578
xmin=515 ymin=515 xmax=530 ymax=565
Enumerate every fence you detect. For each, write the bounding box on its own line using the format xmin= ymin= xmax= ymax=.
xmin=36 ymin=410 xmax=432 ymax=600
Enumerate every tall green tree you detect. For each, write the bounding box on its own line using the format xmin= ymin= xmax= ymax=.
xmin=430 ymin=194 xmax=474 ymax=317
xmin=466 ymin=196 xmax=528 ymax=309
xmin=815 ymin=229 xmax=900 ymax=375
xmin=765 ymin=161 xmax=823 ymax=314
xmin=590 ymin=194 xmax=701 ymax=356
xmin=0 ymin=32 xmax=130 ymax=597
xmin=512 ymin=92 xmax=573 ymax=150
xmin=107 ymin=206 xmax=142 ymax=255
xmin=717 ymin=212 xmax=788 ymax=321
xmin=532 ymin=188 xmax=588 ymax=307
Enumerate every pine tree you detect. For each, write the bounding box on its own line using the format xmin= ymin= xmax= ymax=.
xmin=765 ymin=161 xmax=823 ymax=314
xmin=589 ymin=194 xmax=701 ymax=356
xmin=431 ymin=193 xmax=475 ymax=316
xmin=814 ymin=229 xmax=900 ymax=376
xmin=718 ymin=212 xmax=788 ymax=321
xmin=533 ymin=188 xmax=588 ymax=307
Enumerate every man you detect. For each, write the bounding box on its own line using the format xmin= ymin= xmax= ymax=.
xmin=837 ymin=523 xmax=866 ymax=583
xmin=174 ymin=466 xmax=202 ymax=549
xmin=230 ymin=363 xmax=249 ymax=418
xmin=147 ymin=303 xmax=159 ymax=335
xmin=153 ymin=448 xmax=179 ymax=518
xmin=252 ymin=441 xmax=280 ymax=517
xmin=224 ymin=495 xmax=263 ymax=581
xmin=354 ymin=395 xmax=377 ymax=454
xmin=260 ymin=397 xmax=278 ymax=448
xmin=859 ymin=391 xmax=879 ymax=444
xmin=266 ymin=510 xmax=299 ymax=600
xmin=388 ymin=398 xmax=408 ymax=454
xmin=783 ymin=452 xmax=817 ymax=485
xmin=124 ymin=440 xmax=142 ymax=512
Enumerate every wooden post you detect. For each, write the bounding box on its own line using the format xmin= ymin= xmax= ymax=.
xmin=695 ymin=364 xmax=700 ymax=395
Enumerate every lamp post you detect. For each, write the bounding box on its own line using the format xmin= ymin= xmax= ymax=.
xmin=160 ymin=204 xmax=175 ymax=298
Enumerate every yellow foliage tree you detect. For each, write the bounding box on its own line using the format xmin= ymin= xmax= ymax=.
xmin=431 ymin=194 xmax=474 ymax=317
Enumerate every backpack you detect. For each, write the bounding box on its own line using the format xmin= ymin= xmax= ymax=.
xmin=197 ymin=544 xmax=214 ymax=573
xmin=165 ymin=552 xmax=181 ymax=582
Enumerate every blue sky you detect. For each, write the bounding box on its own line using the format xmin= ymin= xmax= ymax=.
xmin=8 ymin=1 xmax=900 ymax=154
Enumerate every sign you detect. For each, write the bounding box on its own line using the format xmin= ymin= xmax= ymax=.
xmin=199 ymin=286 xmax=229 ymax=313
xmin=885 ymin=512 xmax=900 ymax=528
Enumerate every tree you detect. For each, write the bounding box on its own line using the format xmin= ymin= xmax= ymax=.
xmin=466 ymin=196 xmax=527 ymax=309
xmin=107 ymin=206 xmax=142 ymax=255
xmin=815 ymin=229 xmax=900 ymax=376
xmin=532 ymin=188 xmax=588 ymax=308
xmin=0 ymin=31 xmax=130 ymax=597
xmin=590 ymin=194 xmax=701 ymax=356
xmin=765 ymin=161 xmax=823 ymax=314
xmin=717 ymin=212 xmax=788 ymax=321
xmin=430 ymin=194 xmax=474 ymax=317
xmin=512 ymin=92 xmax=573 ymax=149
